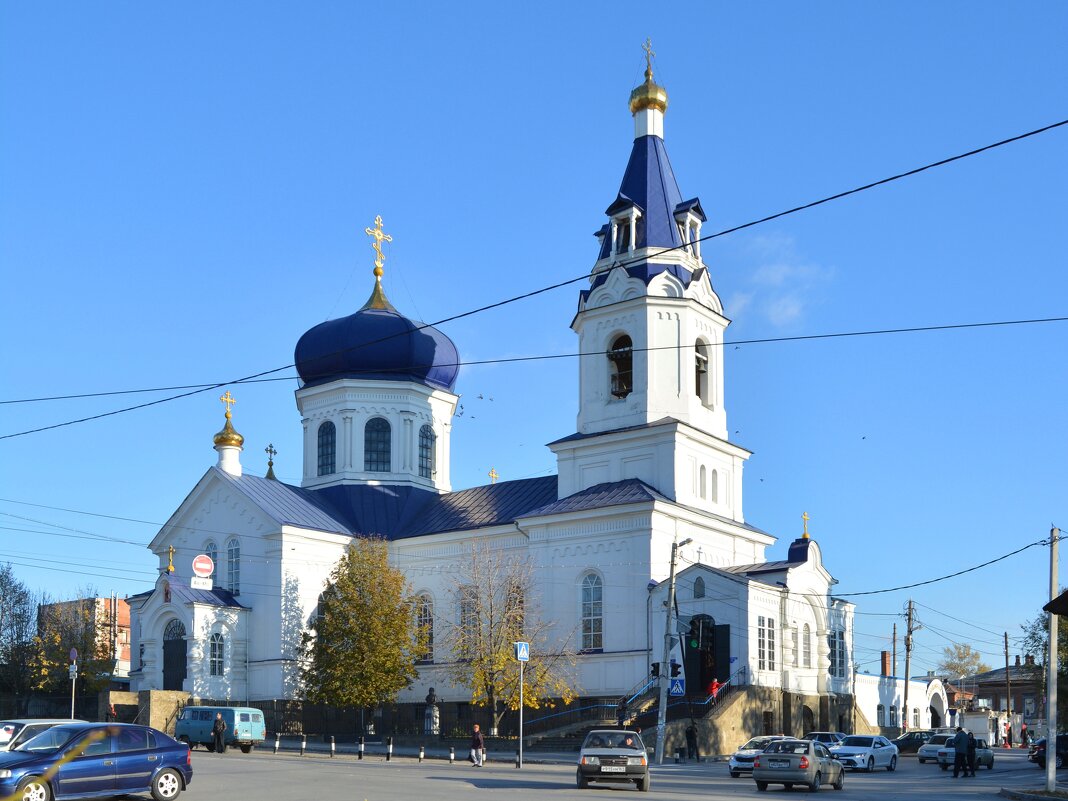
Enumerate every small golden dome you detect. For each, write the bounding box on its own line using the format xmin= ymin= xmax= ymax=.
xmin=213 ymin=411 xmax=244 ymax=448
xmin=630 ymin=66 xmax=669 ymax=115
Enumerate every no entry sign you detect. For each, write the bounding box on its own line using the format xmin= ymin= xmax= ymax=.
xmin=192 ymin=554 xmax=215 ymax=578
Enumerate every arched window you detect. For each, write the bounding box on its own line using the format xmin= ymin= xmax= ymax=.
xmin=803 ymin=623 xmax=812 ymax=668
xmin=912 ymin=708 xmax=920 ymax=728
xmin=226 ymin=538 xmax=240 ymax=596
xmin=205 ymin=542 xmax=217 ymax=588
xmin=458 ymin=585 xmax=478 ymax=661
xmin=209 ymin=633 xmax=224 ymax=676
xmin=364 ymin=418 xmax=391 ymax=472
xmin=317 ymin=421 xmax=336 ymax=476
xmin=418 ymin=425 xmax=436 ymax=479
xmin=693 ymin=576 xmax=705 ymax=599
xmin=607 ymin=336 xmax=633 ymax=399
xmin=695 ymin=340 xmax=710 ymax=400
xmin=164 ymin=619 xmax=186 ymax=641
xmin=792 ymin=627 xmax=799 ymax=667
xmin=417 ymin=595 xmax=434 ymax=664
xmin=890 ymin=705 xmax=898 ymax=727
xmin=314 ymin=591 xmax=327 ymax=628
xmin=581 ymin=573 xmax=603 ymax=652
xmin=710 ymin=469 xmax=719 ymax=503
xmin=699 ymin=465 xmax=707 ymax=499
xmin=877 ymin=704 xmax=886 ymax=726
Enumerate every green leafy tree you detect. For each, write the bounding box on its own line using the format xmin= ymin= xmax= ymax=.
xmin=443 ymin=542 xmax=577 ymax=733
xmin=1019 ymin=607 xmax=1068 ymax=720
xmin=30 ymin=588 xmax=114 ymax=694
xmin=936 ymin=643 xmax=992 ymax=678
xmin=301 ymin=537 xmax=424 ymax=707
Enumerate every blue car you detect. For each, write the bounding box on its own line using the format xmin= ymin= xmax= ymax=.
xmin=0 ymin=722 xmax=192 ymax=801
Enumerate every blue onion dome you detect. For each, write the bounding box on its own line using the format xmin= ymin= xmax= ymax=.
xmin=294 ymin=277 xmax=459 ymax=392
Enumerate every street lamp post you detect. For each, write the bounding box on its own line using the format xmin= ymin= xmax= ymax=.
xmin=654 ymin=537 xmax=691 ymax=765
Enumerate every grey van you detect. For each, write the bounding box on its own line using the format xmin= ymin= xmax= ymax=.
xmin=174 ymin=706 xmax=265 ymax=753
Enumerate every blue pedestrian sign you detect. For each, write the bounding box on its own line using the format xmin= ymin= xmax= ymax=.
xmin=514 ymin=641 xmax=530 ymax=662
xmin=669 ymin=677 xmax=685 ymax=696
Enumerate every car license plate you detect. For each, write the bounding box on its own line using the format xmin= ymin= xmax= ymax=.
xmin=601 ymin=766 xmax=626 ymax=773
xmin=769 ymin=759 xmax=789 ymax=768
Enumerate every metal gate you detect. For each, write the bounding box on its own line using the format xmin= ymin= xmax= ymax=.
xmin=163 ymin=619 xmax=187 ymax=691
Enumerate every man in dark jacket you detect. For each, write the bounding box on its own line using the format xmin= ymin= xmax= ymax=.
xmin=966 ymin=732 xmax=978 ymax=777
xmin=951 ymin=727 xmax=968 ymax=777
xmin=469 ymin=723 xmax=484 ymax=767
xmin=212 ymin=712 xmax=227 ymax=754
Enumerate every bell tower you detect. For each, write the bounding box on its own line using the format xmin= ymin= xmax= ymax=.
xmin=550 ymin=45 xmax=750 ymax=522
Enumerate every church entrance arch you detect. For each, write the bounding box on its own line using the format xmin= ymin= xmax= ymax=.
xmin=162 ymin=619 xmax=187 ymax=691
xmin=683 ymin=614 xmax=731 ymax=694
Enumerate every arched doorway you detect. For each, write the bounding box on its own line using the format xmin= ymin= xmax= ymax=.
xmin=163 ymin=619 xmax=187 ymax=691
xmin=802 ymin=705 xmax=815 ymax=734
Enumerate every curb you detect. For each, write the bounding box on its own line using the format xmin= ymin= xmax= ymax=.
xmin=999 ymin=789 xmax=1068 ymax=801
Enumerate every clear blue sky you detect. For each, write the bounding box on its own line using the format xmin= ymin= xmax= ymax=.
xmin=2 ymin=2 xmax=1065 ymax=678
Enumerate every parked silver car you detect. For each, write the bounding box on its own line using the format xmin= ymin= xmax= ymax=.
xmin=753 ymin=738 xmax=845 ymax=793
xmin=936 ymin=738 xmax=994 ymax=770
xmin=728 ymin=735 xmax=791 ymax=777
xmin=0 ymin=719 xmax=85 ymax=752
xmin=917 ymin=733 xmax=955 ymax=763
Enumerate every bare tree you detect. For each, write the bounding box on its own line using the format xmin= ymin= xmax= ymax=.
xmin=443 ymin=542 xmax=577 ymax=734
xmin=0 ymin=564 xmax=37 ymax=705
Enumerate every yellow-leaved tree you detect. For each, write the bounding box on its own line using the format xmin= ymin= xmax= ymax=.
xmin=301 ymin=537 xmax=425 ymax=708
xmin=444 ymin=542 xmax=577 ymax=733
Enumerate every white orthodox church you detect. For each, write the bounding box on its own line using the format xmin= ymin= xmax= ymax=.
xmin=128 ymin=56 xmax=857 ymax=731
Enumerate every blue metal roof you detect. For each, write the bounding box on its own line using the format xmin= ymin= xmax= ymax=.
xmin=214 ymin=468 xmax=352 ymax=534
xmin=597 ymin=135 xmax=688 ymax=260
xmin=168 ymin=582 xmax=246 ymax=609
xmin=397 ymin=476 xmax=559 ymax=538
xmin=522 ymin=479 xmax=668 ymax=518
xmin=294 ymin=305 xmax=459 ymax=391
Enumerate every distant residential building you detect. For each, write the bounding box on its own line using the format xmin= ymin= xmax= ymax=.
xmin=38 ymin=596 xmax=130 ymax=681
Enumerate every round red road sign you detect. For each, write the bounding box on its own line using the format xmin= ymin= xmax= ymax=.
xmin=192 ymin=554 xmax=215 ymax=578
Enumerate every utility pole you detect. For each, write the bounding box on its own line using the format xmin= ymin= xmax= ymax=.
xmin=1046 ymin=527 xmax=1059 ymax=793
xmin=1004 ymin=631 xmax=1012 ymax=741
xmin=654 ymin=536 xmax=691 ymax=765
xmin=903 ymin=600 xmax=917 ymax=731
xmin=892 ymin=623 xmax=897 ymax=677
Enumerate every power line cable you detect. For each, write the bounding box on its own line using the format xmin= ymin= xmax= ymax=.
xmin=3 ymin=117 xmax=1064 ymax=438
xmin=5 ymin=313 xmax=1066 ymax=406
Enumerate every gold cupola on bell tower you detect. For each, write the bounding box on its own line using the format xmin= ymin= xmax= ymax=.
xmin=213 ymin=390 xmax=244 ymax=476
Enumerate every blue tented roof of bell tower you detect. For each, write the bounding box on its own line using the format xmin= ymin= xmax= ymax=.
xmin=597 ymin=135 xmax=686 ymax=260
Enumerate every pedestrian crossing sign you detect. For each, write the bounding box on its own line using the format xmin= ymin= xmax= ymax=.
xmin=514 ymin=641 xmax=530 ymax=662
xmin=670 ymin=678 xmax=685 ymax=696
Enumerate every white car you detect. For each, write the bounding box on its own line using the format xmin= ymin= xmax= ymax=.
xmin=830 ymin=735 xmax=899 ymax=772
xmin=917 ymin=733 xmax=955 ymax=764
xmin=728 ymin=735 xmax=790 ymax=778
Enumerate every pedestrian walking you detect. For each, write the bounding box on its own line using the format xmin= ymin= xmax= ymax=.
xmin=685 ymin=720 xmax=699 ymax=762
xmin=951 ymin=727 xmax=968 ymax=778
xmin=212 ymin=712 xmax=227 ymax=754
xmin=966 ymin=731 xmax=977 ymax=777
xmin=469 ymin=723 xmax=484 ymax=767
xmin=616 ymin=699 xmax=628 ymax=729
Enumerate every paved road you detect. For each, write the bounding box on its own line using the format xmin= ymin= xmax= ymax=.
xmin=181 ymin=747 xmax=1056 ymax=800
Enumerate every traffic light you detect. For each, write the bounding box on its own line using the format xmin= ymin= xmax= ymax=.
xmin=651 ymin=663 xmax=660 ymax=678
xmin=670 ymin=660 xmax=681 ymax=677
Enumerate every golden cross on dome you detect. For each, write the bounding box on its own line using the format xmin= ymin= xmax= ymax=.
xmin=364 ymin=215 xmax=393 ymax=277
xmin=265 ymin=443 xmax=277 ymax=461
xmin=220 ymin=390 xmax=236 ymax=416
xmin=488 ymin=467 xmax=499 ymax=485
xmin=167 ymin=545 xmax=176 ymax=574
xmin=802 ymin=511 xmax=810 ymax=538
xmin=642 ymin=38 xmax=655 ymax=75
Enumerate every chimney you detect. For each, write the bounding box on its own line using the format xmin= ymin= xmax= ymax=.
xmin=881 ymin=650 xmax=891 ymax=677
xmin=1015 ymin=655 xmax=1021 ymax=667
